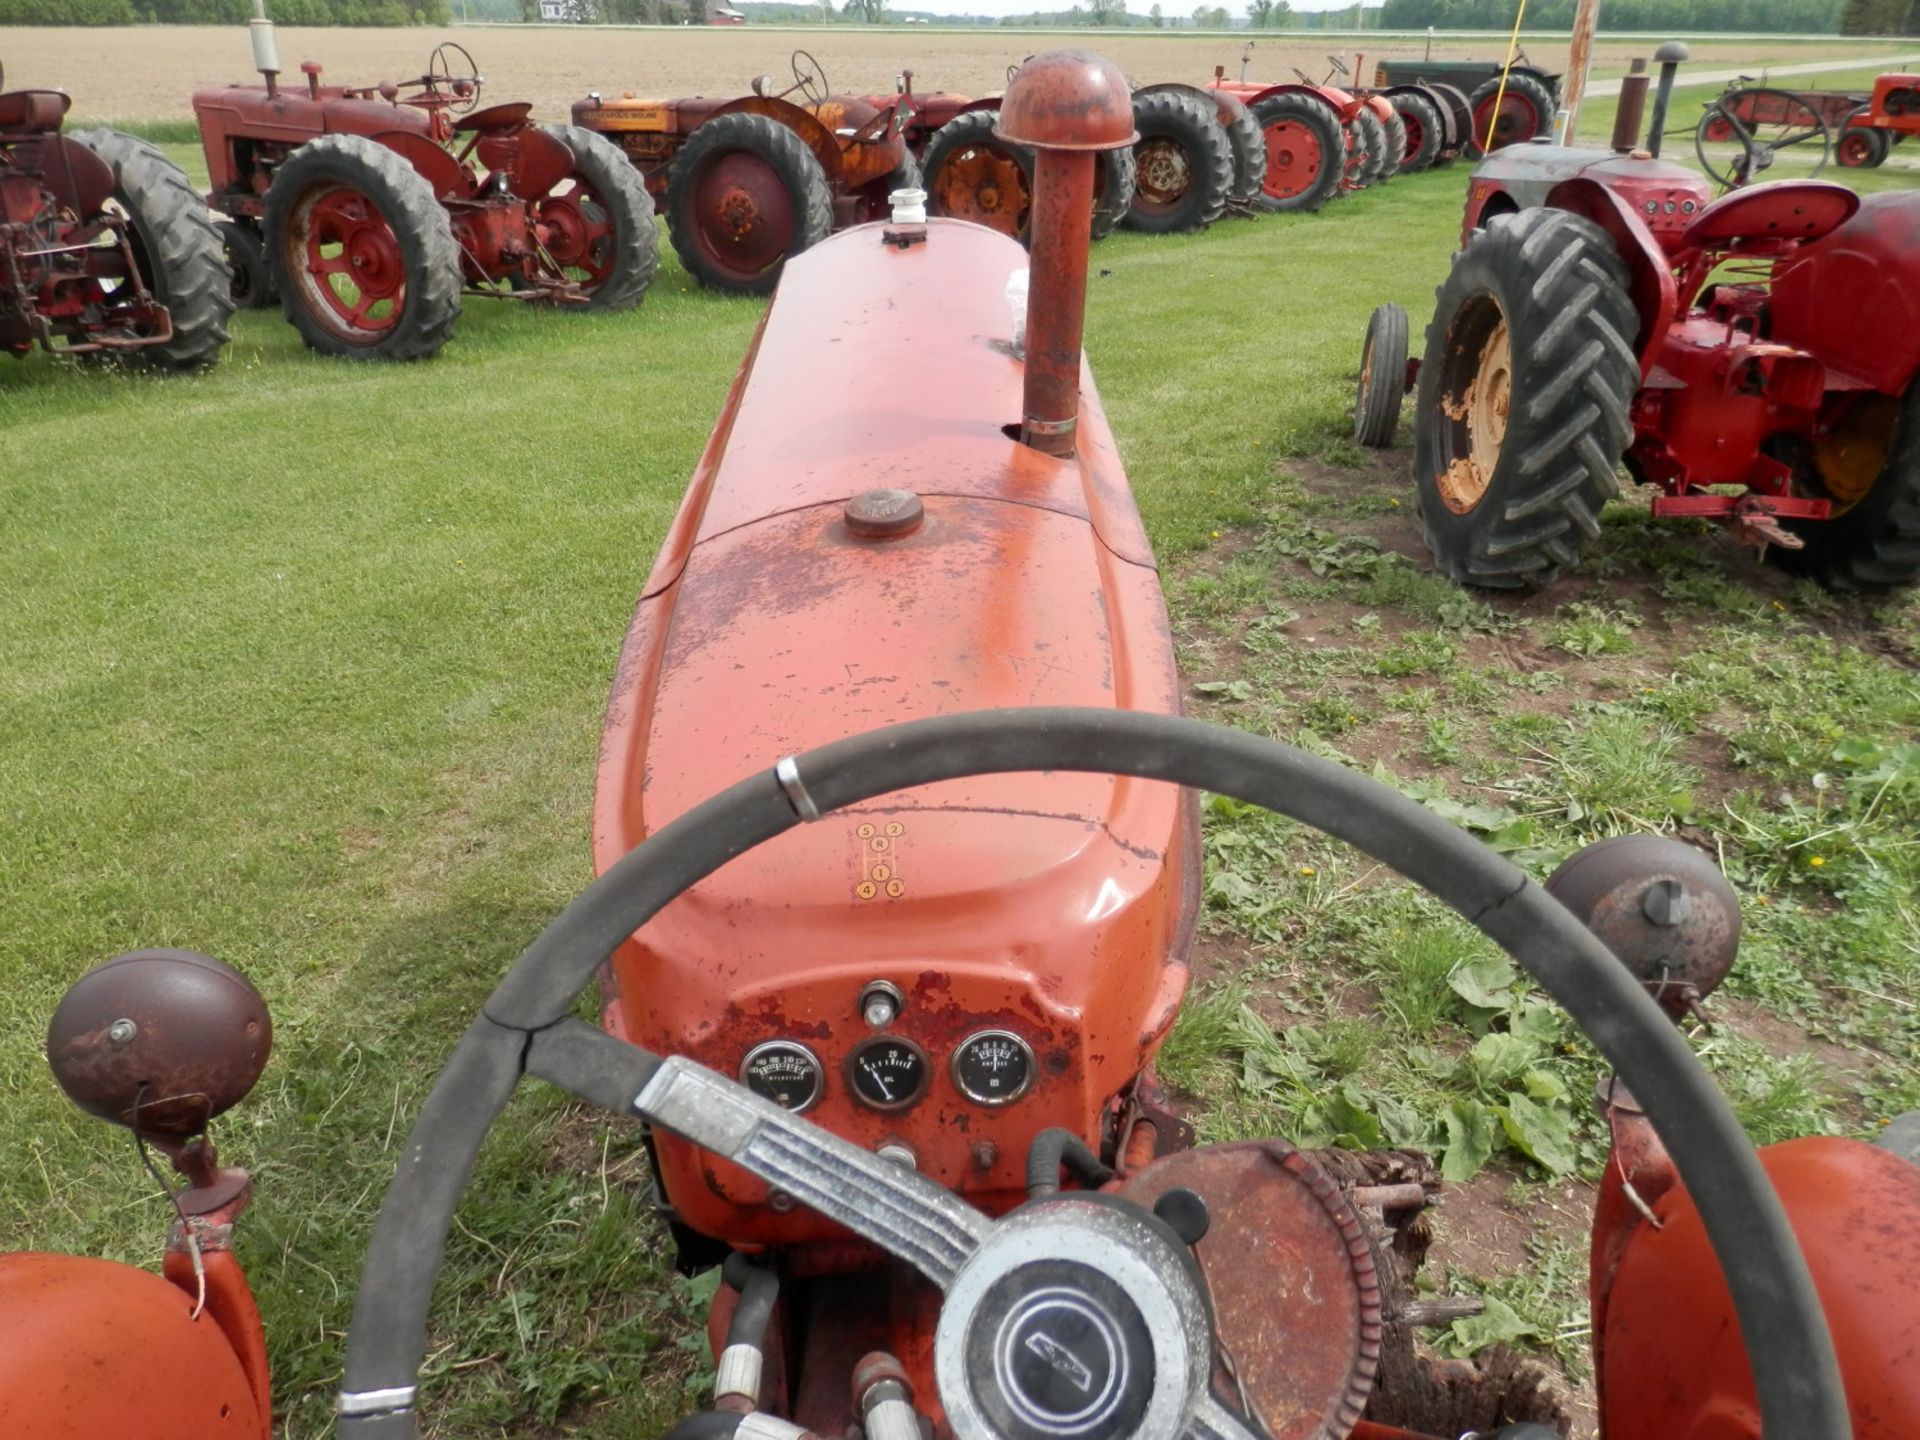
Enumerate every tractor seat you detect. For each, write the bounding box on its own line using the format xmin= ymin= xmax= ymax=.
xmin=0 ymin=89 xmax=72 ymax=134
xmin=1682 ymin=180 xmax=1859 ymax=251
xmin=455 ymin=101 xmax=533 ymax=133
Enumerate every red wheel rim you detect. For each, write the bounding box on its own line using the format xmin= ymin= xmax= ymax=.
xmin=1837 ymin=130 xmax=1874 ymax=167
xmin=690 ymin=150 xmax=796 ymax=286
xmin=1133 ymin=136 xmax=1193 ymax=215
xmin=931 ymin=144 xmax=1030 ymax=239
xmin=1260 ymin=119 xmax=1325 ymax=200
xmin=289 ymin=182 xmax=407 ymax=343
xmin=1401 ymin=111 xmax=1426 ymax=160
xmin=539 ymin=175 xmax=616 ymax=289
xmin=1704 ymin=115 xmax=1736 ymax=143
xmin=1473 ymin=91 xmax=1541 ymax=150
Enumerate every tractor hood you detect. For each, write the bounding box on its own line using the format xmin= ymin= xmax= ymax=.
xmin=593 ymin=219 xmax=1195 ymax=1244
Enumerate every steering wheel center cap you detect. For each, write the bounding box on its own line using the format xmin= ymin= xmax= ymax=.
xmin=935 ymin=1197 xmax=1211 ymax=1440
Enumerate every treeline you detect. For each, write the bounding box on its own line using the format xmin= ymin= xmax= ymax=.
xmin=1841 ymin=0 xmax=1920 ymax=34
xmin=0 ymin=0 xmax=453 ymax=21
xmin=1379 ymin=0 xmax=1847 ymax=31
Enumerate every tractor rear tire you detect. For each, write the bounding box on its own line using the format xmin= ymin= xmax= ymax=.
xmin=1468 ymin=71 xmax=1556 ymax=156
xmin=1124 ymin=89 xmax=1233 ymax=234
xmin=1355 ymin=303 xmax=1409 ymax=449
xmin=541 ymin=123 xmax=659 ymax=311
xmin=666 ymin=112 xmax=832 ymax=297
xmin=1412 ymin=208 xmax=1639 ymax=589
xmin=1091 ymin=144 xmax=1135 ymax=241
xmin=217 ymin=219 xmax=276 ymax=310
xmin=264 ymin=134 xmax=461 ymax=362
xmin=69 ymin=129 xmax=233 ymax=373
xmin=1773 ymin=383 xmax=1920 ymax=592
xmin=1377 ymin=106 xmax=1408 ymax=181
xmin=924 ymin=110 xmax=1033 ymax=243
xmin=1247 ymin=93 xmax=1342 ymax=214
xmin=1426 ymin=83 xmax=1474 ymax=166
xmin=1391 ymin=91 xmax=1443 ymax=172
xmin=1215 ymin=91 xmax=1267 ymax=206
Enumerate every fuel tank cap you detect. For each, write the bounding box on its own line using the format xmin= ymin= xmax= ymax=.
xmin=845 ymin=488 xmax=924 ymax=540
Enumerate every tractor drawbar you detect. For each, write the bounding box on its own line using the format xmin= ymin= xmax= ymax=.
xmin=995 ymin=52 xmax=1136 ymax=459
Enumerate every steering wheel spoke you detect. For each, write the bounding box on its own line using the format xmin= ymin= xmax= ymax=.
xmin=636 ymin=1056 xmax=990 ymax=1286
xmin=1185 ymin=1393 xmax=1264 ymax=1440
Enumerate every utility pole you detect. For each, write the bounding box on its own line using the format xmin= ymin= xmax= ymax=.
xmin=1561 ymin=0 xmax=1600 ymax=142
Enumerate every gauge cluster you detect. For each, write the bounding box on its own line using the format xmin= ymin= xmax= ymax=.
xmin=736 ymin=991 xmax=1039 ymax=1117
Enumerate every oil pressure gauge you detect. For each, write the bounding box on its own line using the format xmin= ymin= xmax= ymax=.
xmin=739 ymin=1040 xmax=824 ymax=1113
xmin=847 ymin=1036 xmax=929 ymax=1112
xmin=952 ymin=1029 xmax=1035 ymax=1106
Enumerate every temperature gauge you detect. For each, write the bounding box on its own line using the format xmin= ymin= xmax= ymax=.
xmin=740 ymin=1040 xmax=824 ymax=1113
xmin=846 ymin=1036 xmax=929 ymax=1112
xmin=951 ymin=1030 xmax=1035 ymax=1106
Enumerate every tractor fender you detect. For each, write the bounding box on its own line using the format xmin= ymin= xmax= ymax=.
xmin=1546 ymin=176 xmax=1674 ymax=371
xmin=0 ymin=1253 xmax=270 ymax=1440
xmin=1770 ymin=190 xmax=1920 ymax=397
xmin=369 ymin=128 xmax=475 ymax=202
xmin=37 ymin=133 xmax=116 ymax=218
xmin=1225 ymin=82 xmax=1349 ymax=123
xmin=476 ymin=122 xmax=575 ymax=201
xmin=709 ymin=95 xmax=846 ymax=184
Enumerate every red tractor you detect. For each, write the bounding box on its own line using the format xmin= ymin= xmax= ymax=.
xmin=572 ymin=51 xmax=919 ymax=296
xmin=1360 ymin=44 xmax=1920 ymax=593
xmin=194 ymin=16 xmax=656 ymax=361
xmin=1692 ymin=71 xmax=1920 ymax=175
xmin=1211 ymin=52 xmax=1429 ymax=215
xmin=8 ymin=50 xmax=1920 ymax=1440
xmin=1 ymin=59 xmax=230 ymax=371
xmin=900 ymin=77 xmax=1256 ymax=242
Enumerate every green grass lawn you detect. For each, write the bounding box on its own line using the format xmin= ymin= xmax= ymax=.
xmin=3 ymin=138 xmax=1917 ymax=1436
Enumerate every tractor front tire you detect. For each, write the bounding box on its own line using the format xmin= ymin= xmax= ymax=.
xmin=666 ymin=112 xmax=832 ymax=297
xmin=70 ymin=129 xmax=233 ymax=372
xmin=264 ymin=134 xmax=461 ymax=362
xmin=1215 ymin=91 xmax=1268 ymax=207
xmin=924 ymin=110 xmax=1034 ymax=243
xmin=217 ymin=219 xmax=276 ymax=310
xmin=1247 ymin=93 xmax=1343 ymax=214
xmin=541 ymin=123 xmax=659 ymax=311
xmin=1412 ymin=208 xmax=1639 ymax=589
xmin=1774 ymin=383 xmax=1920 ymax=592
xmin=1125 ymin=89 xmax=1233 ymax=234
xmin=1468 ymin=71 xmax=1556 ymax=155
xmin=1356 ymin=303 xmax=1409 ymax=449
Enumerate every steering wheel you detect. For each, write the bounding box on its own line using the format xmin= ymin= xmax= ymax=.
xmin=426 ymin=41 xmax=482 ymax=115
xmin=791 ymin=49 xmax=830 ymax=106
xmin=1326 ymin=54 xmax=1350 ymax=77
xmin=1694 ymin=86 xmax=1832 ymax=190
xmin=336 ymin=710 xmax=1851 ymax=1440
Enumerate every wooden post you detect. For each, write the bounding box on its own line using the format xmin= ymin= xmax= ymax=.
xmin=1562 ymin=0 xmax=1602 ymax=141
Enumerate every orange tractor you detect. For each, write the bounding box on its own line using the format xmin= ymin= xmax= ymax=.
xmin=574 ymin=51 xmax=919 ymax=296
xmin=7 ymin=47 xmax=1920 ymax=1440
xmin=194 ymin=14 xmax=656 ymax=360
xmin=1 ymin=58 xmax=231 ymax=370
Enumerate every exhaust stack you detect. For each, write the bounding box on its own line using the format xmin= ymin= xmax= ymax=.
xmin=996 ymin=51 xmax=1136 ymax=459
xmin=249 ymin=0 xmax=280 ymax=98
xmin=1612 ymin=59 xmax=1649 ymax=153
xmin=1645 ymin=41 xmax=1689 ymax=158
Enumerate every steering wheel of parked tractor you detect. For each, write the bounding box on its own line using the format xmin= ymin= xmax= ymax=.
xmin=1326 ymin=54 xmax=1350 ymax=77
xmin=427 ymin=42 xmax=481 ymax=114
xmin=1694 ymin=86 xmax=1831 ymax=190
xmin=791 ymin=50 xmax=830 ymax=106
xmin=336 ymin=710 xmax=1853 ymax=1440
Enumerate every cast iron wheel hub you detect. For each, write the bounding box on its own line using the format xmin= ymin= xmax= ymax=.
xmin=1136 ymin=138 xmax=1193 ymax=208
xmin=292 ymin=183 xmax=406 ymax=339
